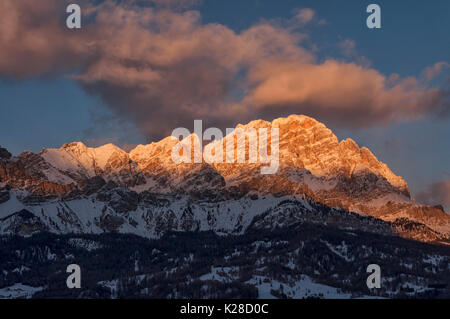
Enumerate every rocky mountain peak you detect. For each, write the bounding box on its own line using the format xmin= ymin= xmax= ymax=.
xmin=266 ymin=115 xmax=409 ymax=195
xmin=61 ymin=141 xmax=88 ymax=150
xmin=0 ymin=115 xmax=410 ymax=198
xmin=0 ymin=146 xmax=12 ymax=160
xmin=2 ymin=114 xmax=448 ymax=241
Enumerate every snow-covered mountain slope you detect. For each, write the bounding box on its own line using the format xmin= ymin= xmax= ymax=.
xmin=0 ymin=115 xmax=449 ymax=242
xmin=40 ymin=142 xmax=146 ymax=187
xmin=0 ymin=191 xmax=400 ymax=240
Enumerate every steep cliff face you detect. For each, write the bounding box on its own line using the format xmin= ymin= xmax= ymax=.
xmin=0 ymin=116 xmax=448 ymax=242
xmin=0 ymin=150 xmax=77 ymax=198
xmin=211 ymin=115 xmax=410 ymax=200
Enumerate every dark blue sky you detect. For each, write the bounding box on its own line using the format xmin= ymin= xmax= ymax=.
xmin=0 ymin=0 xmax=449 ymax=196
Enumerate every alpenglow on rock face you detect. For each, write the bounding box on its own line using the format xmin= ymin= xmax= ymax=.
xmin=0 ymin=115 xmax=449 ymax=242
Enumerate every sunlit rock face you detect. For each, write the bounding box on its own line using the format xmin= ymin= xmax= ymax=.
xmin=0 ymin=115 xmax=448 ymax=242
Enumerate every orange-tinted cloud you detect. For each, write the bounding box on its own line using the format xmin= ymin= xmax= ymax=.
xmin=243 ymin=59 xmax=449 ymax=128
xmin=0 ymin=0 xmax=88 ymax=77
xmin=422 ymin=62 xmax=450 ymax=82
xmin=0 ymin=0 xmax=448 ymax=138
xmin=294 ymin=8 xmax=315 ymax=25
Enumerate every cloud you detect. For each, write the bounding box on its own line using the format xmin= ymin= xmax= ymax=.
xmin=0 ymin=0 xmax=89 ymax=78
xmin=73 ymin=4 xmax=310 ymax=138
xmin=150 ymin=0 xmax=201 ymax=9
xmin=422 ymin=62 xmax=450 ymax=82
xmin=243 ymin=60 xmax=449 ymax=128
xmin=416 ymin=180 xmax=450 ymax=212
xmin=338 ymin=39 xmax=356 ymax=57
xmin=274 ymin=8 xmax=324 ymax=30
xmin=294 ymin=8 xmax=315 ymax=25
xmin=336 ymin=38 xmax=371 ymax=67
xmin=0 ymin=0 xmax=449 ymax=139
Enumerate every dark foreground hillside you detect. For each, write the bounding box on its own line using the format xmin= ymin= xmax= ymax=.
xmin=1 ymin=221 xmax=450 ymax=299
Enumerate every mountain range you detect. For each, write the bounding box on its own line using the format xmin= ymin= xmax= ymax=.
xmin=0 ymin=114 xmax=449 ymax=243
